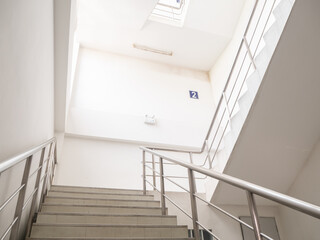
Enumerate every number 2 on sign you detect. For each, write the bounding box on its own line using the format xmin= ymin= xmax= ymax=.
xmin=189 ymin=91 xmax=199 ymax=99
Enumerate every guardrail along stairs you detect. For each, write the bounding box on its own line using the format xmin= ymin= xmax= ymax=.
xmin=27 ymin=185 xmax=192 ymax=239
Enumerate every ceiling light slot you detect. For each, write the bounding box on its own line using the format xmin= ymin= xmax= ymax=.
xmin=133 ymin=44 xmax=173 ymax=56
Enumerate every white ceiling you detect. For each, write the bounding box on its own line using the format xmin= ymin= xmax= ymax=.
xmin=76 ymin=0 xmax=246 ymax=71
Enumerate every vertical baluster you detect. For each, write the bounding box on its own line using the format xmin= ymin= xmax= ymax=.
xmin=25 ymin=148 xmax=46 ymax=237
xmin=142 ymin=151 xmax=146 ymax=195
xmin=50 ymin=142 xmax=56 ymax=186
xmin=188 ymin=169 xmax=200 ymax=240
xmin=10 ymin=156 xmax=33 ymax=240
xmin=244 ymin=36 xmax=257 ymax=69
xmin=38 ymin=143 xmax=52 ymax=212
xmin=246 ymin=191 xmax=262 ymax=240
xmin=152 ymin=154 xmax=156 ymax=190
xmin=159 ymin=157 xmax=166 ymax=215
xmin=205 ymin=140 xmax=213 ymax=169
xmin=223 ymin=91 xmax=232 ymax=122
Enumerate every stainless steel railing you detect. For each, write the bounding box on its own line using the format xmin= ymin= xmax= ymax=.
xmin=148 ymin=0 xmax=280 ymax=170
xmin=141 ymin=147 xmax=320 ymax=240
xmin=0 ymin=137 xmax=57 ymax=240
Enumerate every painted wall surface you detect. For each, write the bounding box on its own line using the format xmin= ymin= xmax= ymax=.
xmin=0 ymin=0 xmax=54 ymax=238
xmin=279 ymin=139 xmax=320 ymax=240
xmin=54 ymin=136 xmax=213 ymax=192
xmin=54 ymin=136 xmax=143 ymax=189
xmin=209 ymin=0 xmax=254 ymax=106
xmin=0 ymin=0 xmax=54 ymax=162
xmin=66 ymin=48 xmax=215 ymax=148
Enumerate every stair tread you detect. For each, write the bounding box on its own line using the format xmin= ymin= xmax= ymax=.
xmin=42 ymin=203 xmax=164 ymax=209
xmin=52 ymin=185 xmax=143 ymax=192
xmin=33 ymin=223 xmax=187 ymax=228
xmin=45 ymin=196 xmax=159 ymax=203
xmin=49 ymin=190 xmax=153 ymax=197
xmin=38 ymin=212 xmax=175 ymax=218
xmin=28 ymin=236 xmax=190 ymax=239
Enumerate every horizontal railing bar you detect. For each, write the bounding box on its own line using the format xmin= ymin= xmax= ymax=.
xmin=145 ymin=161 xmax=177 ymax=165
xmin=1 ymin=217 xmax=18 ymax=240
xmin=22 ymin=188 xmax=38 ymax=211
xmin=163 ymin=175 xmax=190 ymax=193
xmin=145 ymin=166 xmax=198 ymax=192
xmin=145 ymin=164 xmax=205 ymax=180
xmin=28 ymin=165 xmax=43 ymax=179
xmin=140 ymin=147 xmax=320 ymax=219
xmin=145 ymin=165 xmax=156 ymax=172
xmin=40 ymin=172 xmax=48 ymax=183
xmin=0 ymin=137 xmax=56 ymax=173
xmin=163 ymin=194 xmax=192 ymax=220
xmin=194 ymin=193 xmax=274 ymax=239
xmin=0 ymin=184 xmax=25 ymax=212
xmin=196 ymin=221 xmax=220 ymax=240
xmin=194 ymin=193 xmax=254 ymax=230
xmin=146 ymin=174 xmax=205 ymax=180
xmin=145 ymin=179 xmax=160 ymax=193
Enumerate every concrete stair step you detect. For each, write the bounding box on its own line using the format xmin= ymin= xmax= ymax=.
xmin=27 ymin=238 xmax=193 ymax=240
xmin=41 ymin=203 xmax=166 ymax=215
xmin=51 ymin=185 xmax=144 ymax=195
xmin=47 ymin=191 xmax=154 ymax=201
xmin=29 ymin=224 xmax=189 ymax=238
xmin=36 ymin=212 xmax=177 ymax=225
xmin=44 ymin=196 xmax=160 ymax=207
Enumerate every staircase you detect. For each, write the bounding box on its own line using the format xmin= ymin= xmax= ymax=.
xmin=27 ymin=185 xmax=191 ymax=239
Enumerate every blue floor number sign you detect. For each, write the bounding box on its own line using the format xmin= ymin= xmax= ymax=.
xmin=189 ymin=90 xmax=199 ymax=99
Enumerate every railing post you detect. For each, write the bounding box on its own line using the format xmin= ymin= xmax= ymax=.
xmin=10 ymin=156 xmax=33 ymax=240
xmin=243 ymin=36 xmax=257 ymax=69
xmin=38 ymin=143 xmax=52 ymax=212
xmin=25 ymin=148 xmax=46 ymax=237
xmin=159 ymin=157 xmax=166 ymax=215
xmin=223 ymin=91 xmax=232 ymax=122
xmin=188 ymin=169 xmax=200 ymax=240
xmin=142 ymin=151 xmax=146 ymax=195
xmin=246 ymin=191 xmax=262 ymax=240
xmin=152 ymin=154 xmax=156 ymax=190
xmin=205 ymin=140 xmax=213 ymax=169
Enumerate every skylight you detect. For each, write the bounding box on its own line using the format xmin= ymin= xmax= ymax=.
xmin=149 ymin=0 xmax=190 ymax=27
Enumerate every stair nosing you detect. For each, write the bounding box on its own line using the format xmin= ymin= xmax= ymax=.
xmin=51 ymin=185 xmax=144 ymax=192
xmin=45 ymin=196 xmax=159 ymax=203
xmin=33 ymin=223 xmax=188 ymax=228
xmin=49 ymin=190 xmax=154 ymax=197
xmin=42 ymin=203 xmax=165 ymax=210
xmin=27 ymin=238 xmax=193 ymax=240
xmin=38 ymin=212 xmax=176 ymax=218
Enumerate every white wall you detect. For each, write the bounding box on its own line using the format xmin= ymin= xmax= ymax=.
xmin=209 ymin=0 xmax=254 ymax=106
xmin=66 ymin=48 xmax=214 ymax=148
xmin=0 ymin=0 xmax=54 ymax=238
xmin=54 ymin=136 xmax=212 ymax=192
xmin=0 ymin=0 xmax=54 ymax=162
xmin=279 ymin=139 xmax=320 ymax=240
xmin=54 ymin=136 xmax=143 ymax=189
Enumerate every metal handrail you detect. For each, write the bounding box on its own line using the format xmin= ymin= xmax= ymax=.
xmin=141 ymin=147 xmax=320 ymax=240
xmin=148 ymin=0 xmax=277 ymax=170
xmin=0 ymin=137 xmax=56 ymax=173
xmin=0 ymin=137 xmax=57 ymax=240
